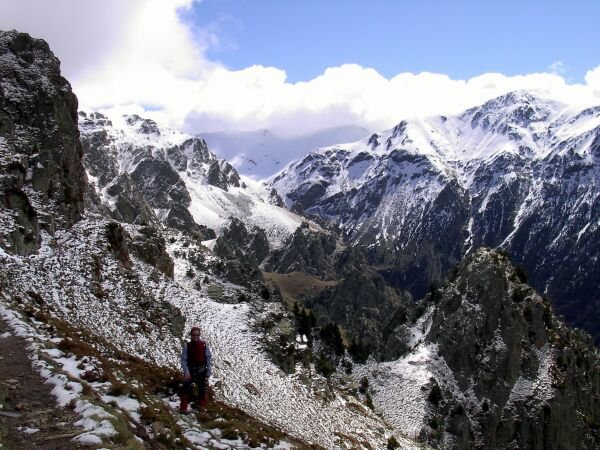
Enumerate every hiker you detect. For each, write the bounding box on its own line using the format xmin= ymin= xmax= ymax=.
xmin=179 ymin=326 xmax=212 ymax=414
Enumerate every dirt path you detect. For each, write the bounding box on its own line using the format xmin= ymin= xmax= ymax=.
xmin=0 ymin=317 xmax=88 ymax=449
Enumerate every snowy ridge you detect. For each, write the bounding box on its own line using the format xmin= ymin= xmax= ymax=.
xmin=0 ymin=217 xmax=422 ymax=449
xmin=201 ymin=126 xmax=370 ymax=179
xmin=183 ymin=175 xmax=302 ymax=248
xmin=272 ymin=91 xmax=598 ymax=201
xmin=80 ymin=112 xmax=305 ymax=247
xmin=270 ymin=91 xmax=600 ymax=341
xmin=272 ymin=90 xmax=600 ymax=205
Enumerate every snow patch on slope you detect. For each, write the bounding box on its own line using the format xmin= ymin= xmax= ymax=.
xmin=80 ymin=112 xmax=305 ymax=247
xmin=507 ymin=344 xmax=556 ymax=406
xmin=0 ymin=218 xmax=421 ymax=449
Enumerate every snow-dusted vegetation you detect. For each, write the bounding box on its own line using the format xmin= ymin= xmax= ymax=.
xmin=1 ymin=29 xmax=599 ymax=450
xmin=0 ymin=216 xmax=419 ymax=449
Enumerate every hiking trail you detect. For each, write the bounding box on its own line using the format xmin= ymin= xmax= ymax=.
xmin=0 ymin=317 xmax=87 ymax=449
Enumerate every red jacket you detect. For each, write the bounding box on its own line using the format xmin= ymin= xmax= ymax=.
xmin=180 ymin=340 xmax=212 ymax=377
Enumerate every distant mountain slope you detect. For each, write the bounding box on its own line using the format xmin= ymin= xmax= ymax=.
xmin=200 ymin=125 xmax=369 ymax=179
xmin=79 ymin=112 xmax=304 ymax=248
xmin=271 ymin=91 xmax=600 ymax=342
xmin=358 ymin=248 xmax=600 ymax=449
xmin=3 ymin=29 xmax=600 ymax=450
xmin=0 ymin=29 xmax=422 ymax=450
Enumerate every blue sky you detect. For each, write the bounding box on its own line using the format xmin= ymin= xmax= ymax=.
xmin=1 ymin=0 xmax=600 ymax=136
xmin=186 ymin=0 xmax=600 ymax=83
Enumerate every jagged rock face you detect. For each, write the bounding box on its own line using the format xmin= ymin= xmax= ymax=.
xmin=271 ymin=92 xmax=600 ymax=342
xmin=126 ymin=114 xmax=161 ymax=136
xmin=103 ymin=221 xmax=176 ymax=282
xmin=167 ymin=137 xmax=242 ymax=190
xmin=267 ymin=225 xmax=338 ymax=279
xmin=506 ymin=153 xmax=600 ymax=342
xmin=80 ymin=111 xmax=304 ymax=249
xmin=130 ymin=159 xmax=191 ymax=210
xmin=214 ymin=217 xmax=270 ymax=267
xmin=79 ymin=112 xmax=158 ymax=226
xmin=468 ymin=153 xmax=532 ymax=249
xmin=212 ymin=217 xmax=270 ymax=288
xmin=104 ymin=174 xmax=158 ymax=225
xmin=268 ymin=188 xmax=285 ymax=207
xmin=308 ymin=266 xmax=410 ymax=356
xmin=422 ymin=249 xmax=600 ymax=449
xmin=126 ymin=225 xmax=175 ymax=278
xmin=79 ymin=112 xmax=229 ymax=239
xmin=0 ymin=30 xmax=86 ymax=254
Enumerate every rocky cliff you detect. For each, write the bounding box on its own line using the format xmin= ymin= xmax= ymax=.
xmin=425 ymin=249 xmax=600 ymax=448
xmin=79 ymin=111 xmax=221 ymax=239
xmin=0 ymin=30 xmax=86 ymax=255
xmin=361 ymin=248 xmax=600 ymax=449
xmin=271 ymin=92 xmax=600 ymax=343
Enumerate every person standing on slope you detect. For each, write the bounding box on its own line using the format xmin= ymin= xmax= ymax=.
xmin=179 ymin=326 xmax=212 ymax=414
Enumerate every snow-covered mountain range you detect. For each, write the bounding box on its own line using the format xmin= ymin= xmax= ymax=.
xmin=0 ymin=29 xmax=421 ymax=449
xmin=200 ymin=126 xmax=369 ymax=179
xmin=1 ymin=29 xmax=600 ymax=450
xmin=270 ymin=91 xmax=600 ymax=342
xmin=80 ymin=111 xmax=305 ymax=248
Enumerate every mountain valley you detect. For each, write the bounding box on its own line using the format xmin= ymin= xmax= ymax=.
xmin=1 ymin=29 xmax=599 ymax=450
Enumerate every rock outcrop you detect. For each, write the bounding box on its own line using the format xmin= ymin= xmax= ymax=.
xmin=214 ymin=217 xmax=270 ymax=267
xmin=79 ymin=111 xmax=234 ymax=239
xmin=271 ymin=92 xmax=600 ymax=343
xmin=0 ymin=30 xmax=86 ymax=254
xmin=267 ymin=224 xmax=338 ymax=279
xmin=422 ymin=249 xmax=600 ymax=449
xmin=307 ymin=261 xmax=411 ymax=357
xmin=212 ymin=217 xmax=270 ymax=289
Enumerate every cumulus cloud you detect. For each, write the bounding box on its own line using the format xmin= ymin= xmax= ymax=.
xmin=585 ymin=66 xmax=600 ymax=95
xmin=549 ymin=60 xmax=566 ymax=75
xmin=184 ymin=66 xmax=600 ymax=137
xmin=2 ymin=1 xmax=600 ymax=138
xmin=0 ymin=0 xmax=144 ymax=80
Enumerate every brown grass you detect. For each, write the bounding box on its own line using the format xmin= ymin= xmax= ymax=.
xmin=334 ymin=430 xmax=375 ymax=450
xmin=200 ymin=400 xmax=322 ymax=450
xmin=22 ymin=310 xmax=325 ymax=449
xmin=263 ymin=271 xmax=337 ymax=308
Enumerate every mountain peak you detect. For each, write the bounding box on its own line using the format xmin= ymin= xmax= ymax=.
xmin=463 ymin=90 xmax=561 ymax=130
xmin=124 ymin=114 xmax=161 ymax=136
xmin=491 ymin=90 xmax=539 ymax=105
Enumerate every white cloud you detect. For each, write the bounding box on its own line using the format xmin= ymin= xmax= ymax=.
xmin=0 ymin=0 xmax=217 ymax=126
xmin=585 ymin=65 xmax=600 ymax=95
xmin=2 ymin=1 xmax=600 ymax=138
xmin=549 ymin=60 xmax=566 ymax=75
xmin=184 ymin=66 xmax=600 ymax=137
xmin=0 ymin=0 xmax=144 ymax=80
